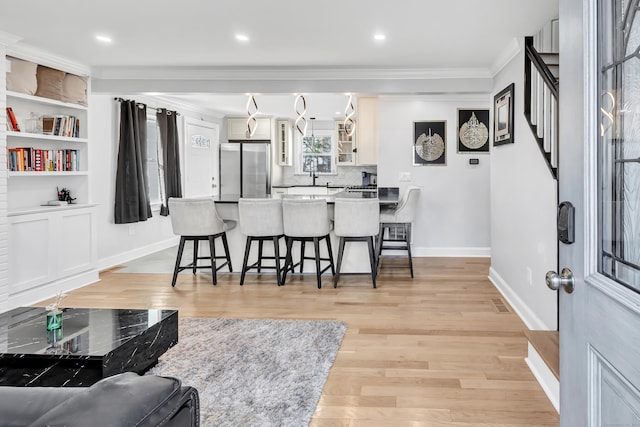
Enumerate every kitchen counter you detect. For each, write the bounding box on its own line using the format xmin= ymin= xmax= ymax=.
xmin=214 ymin=190 xmax=399 ymax=205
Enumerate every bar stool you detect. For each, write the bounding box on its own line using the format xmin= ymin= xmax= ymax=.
xmin=281 ymin=199 xmax=335 ymax=289
xmin=238 ymin=198 xmax=285 ymax=286
xmin=333 ymin=198 xmax=380 ymax=288
xmin=168 ymin=197 xmax=234 ymax=287
xmin=376 ymin=186 xmax=420 ymax=278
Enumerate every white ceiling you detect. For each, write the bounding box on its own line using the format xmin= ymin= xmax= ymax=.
xmin=0 ymin=0 xmax=559 ymax=118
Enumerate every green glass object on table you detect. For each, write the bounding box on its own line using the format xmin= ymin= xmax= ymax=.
xmin=45 ymin=291 xmax=67 ymax=345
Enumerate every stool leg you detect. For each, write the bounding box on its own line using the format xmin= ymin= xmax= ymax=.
xmin=325 ymin=234 xmax=335 ymax=275
xmin=282 ymin=237 xmax=294 ymax=285
xmin=257 ymin=240 xmax=263 ymax=273
xmin=405 ymin=223 xmax=414 ymax=278
xmin=222 ymin=232 xmax=233 ymax=272
xmin=171 ymin=236 xmax=186 ymax=287
xmin=367 ymin=236 xmax=377 ymax=288
xmin=208 ymin=235 xmax=217 ymax=285
xmin=376 ymin=223 xmax=385 ymax=269
xmin=192 ymin=239 xmax=199 ymax=274
xmin=334 ymin=237 xmax=345 ymax=288
xmin=300 ymin=241 xmax=306 ymax=272
xmin=240 ymin=236 xmax=252 ymax=286
xmin=273 ymin=236 xmax=282 ymax=286
xmin=313 ymin=237 xmax=322 ymax=289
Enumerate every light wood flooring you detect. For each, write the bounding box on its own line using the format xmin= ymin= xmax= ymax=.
xmin=42 ymin=256 xmax=559 ymax=426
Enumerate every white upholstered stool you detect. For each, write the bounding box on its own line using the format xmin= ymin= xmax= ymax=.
xmin=376 ymin=186 xmax=420 ymax=278
xmin=168 ymin=197 xmax=234 ymax=287
xmin=281 ymin=199 xmax=335 ymax=289
xmin=238 ymin=198 xmax=285 ymax=286
xmin=333 ymin=198 xmax=380 ymax=288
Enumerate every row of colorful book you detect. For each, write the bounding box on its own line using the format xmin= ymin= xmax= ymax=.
xmin=6 ymin=107 xmax=81 ymax=138
xmin=7 ymin=148 xmax=80 ymax=172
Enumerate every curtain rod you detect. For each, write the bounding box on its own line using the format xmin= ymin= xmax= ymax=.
xmin=113 ymin=97 xmax=180 ymax=116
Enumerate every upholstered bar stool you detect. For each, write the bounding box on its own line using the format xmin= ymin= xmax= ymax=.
xmin=376 ymin=186 xmax=420 ymax=278
xmin=281 ymin=199 xmax=335 ymax=289
xmin=238 ymin=198 xmax=285 ymax=286
xmin=168 ymin=197 xmax=234 ymax=287
xmin=333 ymin=198 xmax=380 ymax=288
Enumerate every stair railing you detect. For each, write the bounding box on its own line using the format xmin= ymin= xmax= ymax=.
xmin=524 ymin=36 xmax=559 ymax=180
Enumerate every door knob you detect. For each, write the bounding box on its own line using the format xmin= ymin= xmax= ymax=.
xmin=546 ymin=268 xmax=575 ymax=293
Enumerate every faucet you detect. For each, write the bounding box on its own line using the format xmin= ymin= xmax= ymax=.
xmin=309 ymin=159 xmax=318 ymax=186
xmin=310 ymin=169 xmax=318 ymax=186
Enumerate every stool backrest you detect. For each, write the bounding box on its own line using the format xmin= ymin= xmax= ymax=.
xmin=168 ymin=198 xmax=226 ymax=236
xmin=238 ymin=198 xmax=284 ymax=237
xmin=334 ymin=198 xmax=380 ymax=237
xmin=282 ymin=199 xmax=330 ymax=237
xmin=394 ymin=186 xmax=420 ymax=223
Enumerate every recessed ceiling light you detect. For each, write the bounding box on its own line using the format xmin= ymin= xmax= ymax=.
xmin=235 ymin=34 xmax=249 ymax=42
xmin=373 ymin=34 xmax=386 ymax=41
xmin=95 ymin=35 xmax=112 ymax=44
xmin=335 ymin=111 xmax=341 ymax=115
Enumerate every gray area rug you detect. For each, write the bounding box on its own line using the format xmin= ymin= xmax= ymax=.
xmin=147 ymin=317 xmax=346 ymax=427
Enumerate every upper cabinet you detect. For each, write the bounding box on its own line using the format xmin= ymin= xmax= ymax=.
xmin=336 ymin=121 xmax=355 ymax=165
xmin=227 ymin=117 xmax=272 ymax=141
xmin=276 ymin=119 xmax=292 ymax=166
xmin=355 ymin=97 xmax=378 ymax=166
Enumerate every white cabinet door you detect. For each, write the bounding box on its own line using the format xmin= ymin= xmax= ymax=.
xmin=276 ymin=120 xmax=292 ymax=166
xmin=286 ymin=186 xmax=328 ymax=195
xmin=356 ymin=97 xmax=378 ymax=165
xmin=227 ymin=117 xmax=271 ymax=141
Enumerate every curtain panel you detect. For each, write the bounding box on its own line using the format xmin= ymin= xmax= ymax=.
xmin=114 ymin=100 xmax=152 ymax=224
xmin=157 ymin=108 xmax=182 ymax=215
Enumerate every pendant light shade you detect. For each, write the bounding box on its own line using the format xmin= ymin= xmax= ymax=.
xmin=344 ymin=94 xmax=356 ymax=137
xmin=294 ymin=94 xmax=308 ymax=136
xmin=246 ymin=94 xmax=259 ymax=137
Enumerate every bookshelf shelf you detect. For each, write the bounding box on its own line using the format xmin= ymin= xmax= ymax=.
xmin=7 ymin=91 xmax=88 ymax=111
xmin=7 ymin=132 xmax=88 ymax=143
xmin=8 ymin=171 xmax=88 ymax=177
xmin=8 ymin=203 xmax=97 ymax=217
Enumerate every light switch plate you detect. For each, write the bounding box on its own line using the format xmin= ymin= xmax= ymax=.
xmin=399 ymin=172 xmax=411 ymax=182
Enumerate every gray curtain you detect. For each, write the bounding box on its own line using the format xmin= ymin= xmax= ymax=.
xmin=157 ymin=108 xmax=182 ymax=216
xmin=114 ymin=100 xmax=152 ymax=223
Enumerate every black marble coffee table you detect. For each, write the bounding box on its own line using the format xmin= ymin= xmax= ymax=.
xmin=0 ymin=307 xmax=178 ymax=387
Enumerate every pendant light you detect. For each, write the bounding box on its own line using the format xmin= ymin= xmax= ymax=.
xmin=294 ymin=94 xmax=308 ymax=136
xmin=246 ymin=94 xmax=259 ymax=137
xmin=344 ymin=94 xmax=356 ymax=137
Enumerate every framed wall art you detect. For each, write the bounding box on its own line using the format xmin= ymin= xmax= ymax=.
xmin=413 ymin=120 xmax=446 ymax=166
xmin=493 ymin=83 xmax=514 ymax=146
xmin=457 ymin=108 xmax=490 ymax=153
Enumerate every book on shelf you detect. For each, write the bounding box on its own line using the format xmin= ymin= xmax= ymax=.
xmin=41 ymin=115 xmax=80 ymax=137
xmin=6 ymin=107 xmax=20 ymax=132
xmin=7 ymin=147 xmax=79 ymax=172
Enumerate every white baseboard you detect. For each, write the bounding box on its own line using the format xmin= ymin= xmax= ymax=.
xmin=412 ymin=246 xmax=491 ymax=258
xmin=525 ymin=342 xmax=560 ymax=413
xmin=97 ymin=237 xmax=179 ymax=271
xmin=488 ymin=267 xmax=550 ymax=330
xmin=7 ymin=269 xmax=100 ymax=309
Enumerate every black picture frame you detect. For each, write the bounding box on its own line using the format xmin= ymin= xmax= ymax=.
xmin=457 ymin=108 xmax=490 ymax=153
xmin=413 ymin=120 xmax=446 ymax=166
xmin=493 ymin=83 xmax=515 ymax=146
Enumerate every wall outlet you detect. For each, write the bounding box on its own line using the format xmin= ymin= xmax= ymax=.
xmin=399 ymin=172 xmax=411 ymax=182
xmin=526 ymin=266 xmax=533 ymax=286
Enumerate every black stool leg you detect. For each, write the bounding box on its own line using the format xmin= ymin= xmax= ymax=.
xmin=282 ymin=237 xmax=294 ymax=285
xmin=192 ymin=239 xmax=199 ymax=274
xmin=405 ymin=223 xmax=414 ymax=278
xmin=257 ymin=240 xmax=263 ymax=273
xmin=300 ymin=241 xmax=306 ymax=272
xmin=367 ymin=236 xmax=377 ymax=288
xmin=376 ymin=223 xmax=385 ymax=269
xmin=273 ymin=236 xmax=282 ymax=286
xmin=325 ymin=234 xmax=335 ymax=275
xmin=334 ymin=237 xmax=345 ymax=288
xmin=222 ymin=232 xmax=232 ymax=272
xmin=171 ymin=236 xmax=186 ymax=287
xmin=208 ymin=235 xmax=217 ymax=285
xmin=313 ymin=237 xmax=322 ymax=289
xmin=240 ymin=236 xmax=252 ymax=286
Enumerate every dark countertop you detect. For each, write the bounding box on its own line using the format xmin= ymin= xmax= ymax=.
xmin=214 ymin=190 xmax=399 ymax=205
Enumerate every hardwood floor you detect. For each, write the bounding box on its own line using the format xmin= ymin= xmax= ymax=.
xmin=43 ymin=256 xmax=559 ymax=426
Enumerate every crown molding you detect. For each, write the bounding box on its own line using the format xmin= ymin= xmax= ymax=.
xmin=92 ymin=65 xmax=493 ymax=81
xmin=6 ymin=44 xmax=90 ymax=76
xmin=0 ymin=31 xmax=21 ymax=47
xmin=490 ymin=37 xmax=524 ymax=77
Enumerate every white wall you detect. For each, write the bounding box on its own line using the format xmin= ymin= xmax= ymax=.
xmin=0 ymin=44 xmax=8 ymax=313
xmin=489 ymin=43 xmax=558 ymax=330
xmin=89 ymin=94 xmax=223 ymax=270
xmin=377 ymin=95 xmax=491 ymax=256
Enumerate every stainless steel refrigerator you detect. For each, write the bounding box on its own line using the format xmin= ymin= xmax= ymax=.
xmin=219 ymin=142 xmax=271 ymax=197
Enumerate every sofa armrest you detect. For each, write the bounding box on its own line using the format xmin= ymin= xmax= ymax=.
xmin=0 ymin=386 xmax=83 ymax=427
xmin=26 ymin=372 xmax=199 ymax=427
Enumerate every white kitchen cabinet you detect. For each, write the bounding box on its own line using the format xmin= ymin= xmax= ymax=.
xmin=276 ymin=119 xmax=292 ymax=166
xmin=355 ymin=97 xmax=378 ymax=165
xmin=271 ymin=187 xmax=288 ymax=197
xmin=227 ymin=117 xmax=272 ymax=141
xmin=336 ymin=121 xmax=355 ymax=165
xmin=286 ymin=186 xmax=328 ymax=195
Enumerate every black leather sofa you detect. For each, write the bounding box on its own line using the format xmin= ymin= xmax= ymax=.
xmin=0 ymin=372 xmax=199 ymax=427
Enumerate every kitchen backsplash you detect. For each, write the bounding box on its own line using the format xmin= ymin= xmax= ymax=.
xmin=277 ymin=165 xmax=377 ymax=187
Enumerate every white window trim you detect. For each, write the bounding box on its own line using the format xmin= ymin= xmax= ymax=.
xmin=294 ymin=128 xmax=338 ymax=176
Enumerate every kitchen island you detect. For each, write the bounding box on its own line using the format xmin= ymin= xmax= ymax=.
xmin=211 ymin=190 xmax=399 ymax=277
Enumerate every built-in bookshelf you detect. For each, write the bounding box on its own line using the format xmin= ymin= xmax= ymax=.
xmin=6 ymin=90 xmax=89 ymax=213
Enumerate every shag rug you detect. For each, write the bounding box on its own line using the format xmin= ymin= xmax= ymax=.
xmin=147 ymin=317 xmax=347 ymax=427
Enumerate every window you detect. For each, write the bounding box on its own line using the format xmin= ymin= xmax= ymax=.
xmin=145 ymin=116 xmax=164 ymax=206
xmin=297 ymin=129 xmax=336 ymax=175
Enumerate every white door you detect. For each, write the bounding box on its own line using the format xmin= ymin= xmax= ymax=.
xmin=184 ymin=118 xmax=219 ymax=198
xmin=558 ymin=0 xmax=640 ymax=424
